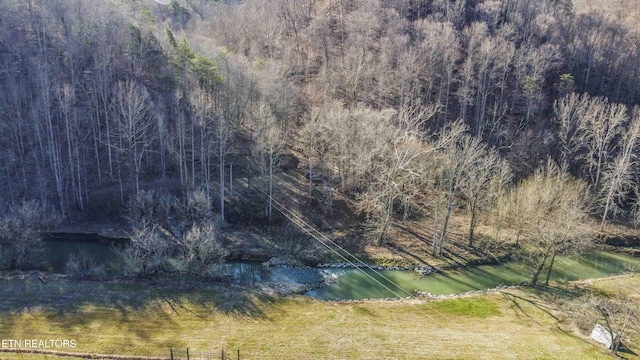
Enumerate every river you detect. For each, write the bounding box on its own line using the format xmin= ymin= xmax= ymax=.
xmin=307 ymin=251 xmax=640 ymax=300
xmin=39 ymin=238 xmax=640 ymax=300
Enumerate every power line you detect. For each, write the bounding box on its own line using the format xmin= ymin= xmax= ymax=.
xmin=251 ymin=185 xmax=415 ymax=299
xmin=248 ymin=180 xmax=494 ymax=338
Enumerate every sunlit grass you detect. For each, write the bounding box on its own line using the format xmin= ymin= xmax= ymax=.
xmin=590 ymin=273 xmax=640 ymax=299
xmin=429 ymin=297 xmax=501 ymax=318
xmin=0 ymin=276 xmax=618 ymax=359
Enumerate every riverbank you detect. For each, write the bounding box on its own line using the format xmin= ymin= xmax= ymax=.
xmin=33 ymin=227 xmax=640 ymax=304
xmin=48 ymin=173 xmax=640 ymax=274
xmin=46 ymin=220 xmax=502 ymax=271
xmin=9 ymin=245 xmax=640 ymax=305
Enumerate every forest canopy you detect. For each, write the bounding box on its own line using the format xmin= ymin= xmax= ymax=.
xmin=1 ymin=0 xmax=640 ymax=252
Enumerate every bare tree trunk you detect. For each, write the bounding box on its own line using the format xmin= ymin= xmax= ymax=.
xmin=531 ymin=256 xmax=547 ymax=286
xmin=41 ymin=80 xmax=66 ymax=212
xmin=377 ymin=185 xmax=395 ymax=245
xmin=219 ymin=130 xmax=225 ymax=222
xmin=308 ymin=159 xmax=313 ymax=204
xmin=59 ymin=84 xmax=85 ymax=211
xmin=432 ymin=200 xmax=440 ymax=257
xmin=89 ymin=91 xmax=103 ymax=186
xmin=191 ymin=114 xmax=196 ymax=187
xmin=267 ymin=149 xmax=274 ymax=221
xmin=468 ymin=198 xmax=478 ymax=247
xmin=229 ymin=163 xmax=233 ymax=196
xmin=439 ymin=198 xmax=454 ymax=257
xmin=544 ymin=251 xmax=558 ymax=286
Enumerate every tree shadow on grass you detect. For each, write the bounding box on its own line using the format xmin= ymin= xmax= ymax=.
xmin=499 ymin=288 xmax=567 ymax=325
xmin=617 ymin=344 xmax=639 ymax=358
xmin=499 ymin=285 xmax=594 ymax=341
xmin=0 ymin=274 xmax=275 ymax=334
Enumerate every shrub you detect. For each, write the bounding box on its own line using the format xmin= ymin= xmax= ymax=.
xmin=0 ymin=200 xmax=61 ymax=270
xmin=125 ymin=223 xmax=170 ymax=276
xmin=65 ymin=251 xmax=107 ymax=280
xmin=177 ymin=218 xmax=226 ymax=276
xmin=123 ymin=189 xmax=226 ymax=277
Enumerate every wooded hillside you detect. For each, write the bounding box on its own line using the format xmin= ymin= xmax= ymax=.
xmin=2 ymin=0 xmax=640 ymax=258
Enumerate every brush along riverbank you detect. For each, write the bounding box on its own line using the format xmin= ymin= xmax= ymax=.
xmin=1 ymin=273 xmax=638 ymax=359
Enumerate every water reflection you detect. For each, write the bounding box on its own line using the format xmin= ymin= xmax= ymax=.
xmin=37 ymin=238 xmax=640 ymax=301
xmin=209 ymin=262 xmax=266 ymax=285
xmin=41 ymin=238 xmax=126 ymax=275
xmin=307 ymin=251 xmax=640 ymax=300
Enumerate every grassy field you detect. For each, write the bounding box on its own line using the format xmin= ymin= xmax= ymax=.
xmin=0 ymin=274 xmax=637 ymax=360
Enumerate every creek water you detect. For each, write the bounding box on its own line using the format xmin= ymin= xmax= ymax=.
xmin=307 ymin=251 xmax=640 ymax=300
xmin=41 ymin=238 xmax=126 ymax=275
xmin=40 ymin=238 xmax=640 ymax=300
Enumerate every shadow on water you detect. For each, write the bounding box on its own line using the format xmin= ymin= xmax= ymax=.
xmin=308 ymin=251 xmax=640 ymax=300
xmin=39 ymin=237 xmax=128 ymax=275
xmin=307 ymin=262 xmax=529 ymax=300
xmin=9 ymin=238 xmax=640 ymax=306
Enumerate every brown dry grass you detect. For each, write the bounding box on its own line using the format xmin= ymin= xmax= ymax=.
xmin=0 ymin=276 xmax=623 ymax=360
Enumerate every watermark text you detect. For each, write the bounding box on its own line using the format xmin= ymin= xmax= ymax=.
xmin=1 ymin=339 xmax=76 ymax=349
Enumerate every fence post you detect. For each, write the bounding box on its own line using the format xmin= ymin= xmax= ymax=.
xmin=237 ymin=349 xmax=240 ymax=360
xmin=221 ymin=349 xmax=224 ymax=360
xmin=170 ymin=348 xmax=174 ymax=360
xmin=187 ymin=348 xmax=189 ymax=360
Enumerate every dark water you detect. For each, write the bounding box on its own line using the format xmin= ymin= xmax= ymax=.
xmin=40 ymin=238 xmax=324 ymax=288
xmin=41 ymin=238 xmax=127 ymax=275
xmin=38 ymin=238 xmax=640 ymax=300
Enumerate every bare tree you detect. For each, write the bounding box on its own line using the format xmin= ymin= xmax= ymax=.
xmin=459 ymin=22 xmax=516 ymax=137
xmin=190 ymin=87 xmax=230 ymax=221
xmin=301 ymin=108 xmax=331 ymax=205
xmin=124 ymin=189 xmax=225 ymax=277
xmin=111 ymin=80 xmax=156 ymax=195
xmin=599 ymin=108 xmax=640 ymax=230
xmin=57 ymin=83 xmax=84 ymax=211
xmin=498 ymin=161 xmax=592 ymax=286
xmin=177 ymin=220 xmax=226 ymax=275
xmin=580 ymin=289 xmax=640 ymax=356
xmin=555 ymin=92 xmax=591 ymax=168
xmin=415 ymin=19 xmax=460 ymax=127
xmin=35 ymin=63 xmax=66 ymax=212
xmin=124 ymin=222 xmax=169 ymax=276
xmin=556 ymin=94 xmax=638 ymax=229
xmin=580 ymin=96 xmax=626 ymax=189
xmin=0 ymin=200 xmax=61 ymax=270
xmin=462 ymin=150 xmax=511 ymax=246
xmin=1 ymin=50 xmax=32 ymax=202
xmin=432 ymin=128 xmax=485 ymax=257
xmin=591 ymin=296 xmax=640 ymax=356
xmin=87 ymin=27 xmax=119 ymax=180
xmin=251 ymin=102 xmax=285 ymax=220
xmin=356 ymin=104 xmax=437 ymax=244
xmin=431 ymin=0 xmax=467 ymax=28
xmin=515 ymin=43 xmax=561 ymax=128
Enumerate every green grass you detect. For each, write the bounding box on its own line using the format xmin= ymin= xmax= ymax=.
xmin=429 ymin=297 xmax=501 ymax=318
xmin=0 ymin=275 xmax=628 ymax=359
